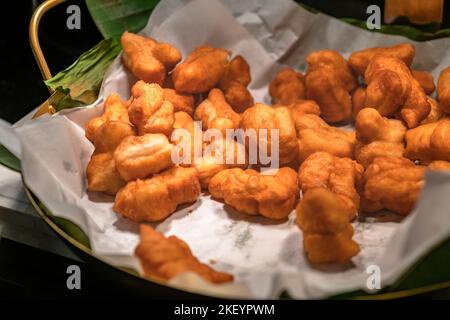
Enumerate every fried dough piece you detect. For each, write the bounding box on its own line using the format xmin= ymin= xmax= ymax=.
xmin=438 ymin=67 xmax=450 ymax=113
xmin=219 ymin=55 xmax=253 ymax=112
xmin=86 ymin=152 xmax=126 ymax=195
xmin=296 ymin=188 xmax=360 ymax=264
xmin=305 ymin=50 xmax=357 ymax=122
xmin=194 ymin=137 xmax=248 ymax=189
xmin=194 ymin=88 xmax=241 ymax=134
xmin=85 ymin=93 xmax=135 ymax=153
xmin=405 ymin=119 xmax=450 ymax=163
xmin=351 ymin=87 xmax=366 ymax=118
xmin=269 ymin=68 xmax=306 ymax=105
xmin=420 ymin=97 xmax=448 ymax=125
xmin=114 ymin=133 xmax=174 ymax=181
xmin=114 ymin=166 xmax=201 ymax=222
xmin=171 ymin=111 xmax=199 ymax=164
xmin=135 ymin=224 xmax=233 ymax=283
xmin=307 ymin=50 xmax=357 ymax=92
xmin=274 ymin=99 xmax=321 ymax=124
xmin=412 ymin=70 xmax=435 ymax=95
xmin=128 ymin=81 xmax=174 ymax=136
xmin=348 ymin=43 xmax=415 ymax=76
xmin=209 ymin=167 xmax=298 ymax=220
xmin=355 ymin=108 xmax=407 ymax=168
xmin=429 ymin=160 xmax=450 ymax=171
xmin=361 ymin=157 xmax=425 ymax=216
xmin=298 ymin=152 xmax=363 ymax=220
xmin=172 ymin=45 xmax=229 ymax=93
xmin=296 ymin=114 xmax=355 ymax=162
xmin=121 ymin=32 xmax=181 ymax=85
xmin=241 ymin=103 xmax=298 ymax=165
xmin=364 ymin=55 xmax=430 ymax=128
xmin=163 ymin=89 xmax=194 ymax=115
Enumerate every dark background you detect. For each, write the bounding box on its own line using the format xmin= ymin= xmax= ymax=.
xmin=0 ymin=0 xmax=102 ymax=123
xmin=1 ymin=0 xmax=450 ymax=299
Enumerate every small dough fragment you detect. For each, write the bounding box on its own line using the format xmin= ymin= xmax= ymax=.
xmin=135 ymin=224 xmax=233 ymax=283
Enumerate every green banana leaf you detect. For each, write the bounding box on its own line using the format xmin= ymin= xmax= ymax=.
xmin=85 ymin=0 xmax=159 ymax=39
xmin=0 ymin=145 xmax=20 ymax=172
xmin=38 ymin=201 xmax=91 ymax=249
xmin=342 ymin=18 xmax=450 ymax=41
xmin=297 ymin=2 xmax=450 ymax=41
xmin=45 ymin=38 xmax=122 ymax=111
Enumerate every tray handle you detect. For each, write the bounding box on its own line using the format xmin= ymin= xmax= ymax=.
xmin=29 ymin=0 xmax=66 ymax=118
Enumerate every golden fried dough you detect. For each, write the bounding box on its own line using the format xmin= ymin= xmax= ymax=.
xmin=128 ymin=81 xmax=174 ymax=136
xmin=420 ymin=97 xmax=448 ymax=125
xmin=298 ymin=152 xmax=363 ymax=220
xmin=241 ymin=103 xmax=298 ymax=165
xmin=194 ymin=137 xmax=248 ymax=189
xmin=163 ymin=88 xmax=194 ymax=115
xmin=172 ymin=45 xmax=229 ymax=93
xmin=296 ymin=188 xmax=360 ymax=264
xmin=86 ymin=152 xmax=126 ymax=195
xmin=364 ymin=55 xmax=430 ymax=128
xmin=361 ymin=157 xmax=425 ymax=216
xmin=305 ymin=69 xmax=353 ymax=124
xmin=412 ymin=70 xmax=435 ymax=95
xmin=85 ymin=93 xmax=135 ymax=153
xmin=296 ymin=114 xmax=355 ymax=162
xmin=351 ymin=87 xmax=366 ymax=118
xmin=305 ymin=50 xmax=357 ymax=122
xmin=171 ymin=111 xmax=202 ymax=165
xmin=121 ymin=32 xmax=181 ymax=85
xmin=219 ymin=55 xmax=253 ymax=112
xmin=135 ymin=224 xmax=233 ymax=283
xmin=405 ymin=119 xmax=450 ymax=163
xmin=114 ymin=133 xmax=174 ymax=181
xmin=269 ymin=68 xmax=306 ymax=105
xmin=438 ymin=67 xmax=450 ymax=113
xmin=274 ymin=99 xmax=321 ymax=124
xmin=209 ymin=167 xmax=298 ymax=220
xmin=307 ymin=50 xmax=357 ymax=92
xmin=348 ymin=43 xmax=415 ymax=76
xmin=194 ymin=88 xmax=241 ymax=134
xmin=355 ymin=108 xmax=407 ymax=168
xmin=429 ymin=160 xmax=450 ymax=171
xmin=114 ymin=166 xmax=201 ymax=222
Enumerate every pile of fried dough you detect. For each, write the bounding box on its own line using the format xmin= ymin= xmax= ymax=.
xmin=85 ymin=31 xmax=450 ymax=284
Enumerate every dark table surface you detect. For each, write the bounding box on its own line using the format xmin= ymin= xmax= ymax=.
xmin=1 ymin=0 xmax=450 ymax=299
